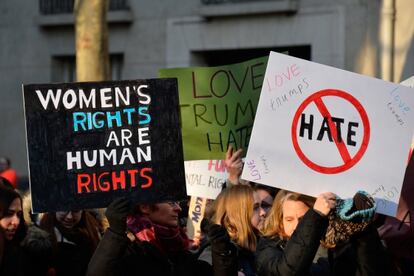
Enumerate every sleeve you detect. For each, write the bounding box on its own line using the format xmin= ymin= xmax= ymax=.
xmin=256 ymin=209 xmax=329 ymax=276
xmin=211 ymin=241 xmax=238 ymax=276
xmin=86 ymin=229 xmax=131 ymax=276
xmin=354 ymin=226 xmax=391 ymax=276
xmin=330 ymin=225 xmax=392 ymax=276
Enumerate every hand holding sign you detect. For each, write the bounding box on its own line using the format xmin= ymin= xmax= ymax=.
xmin=106 ymin=197 xmax=132 ymax=235
xmin=313 ymin=192 xmax=337 ymax=216
xmin=225 ymin=145 xmax=243 ymax=185
xmin=242 ymin=52 xmax=414 ymax=216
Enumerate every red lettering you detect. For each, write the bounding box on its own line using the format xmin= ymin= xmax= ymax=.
xmin=208 ymin=160 xmax=214 ymax=171
xmin=76 ymin=168 xmax=153 ymax=194
xmin=92 ymin=173 xmax=97 ymax=191
xmin=77 ymin=173 xmax=91 ymax=194
xmin=112 ymin=171 xmax=126 ymax=190
xmin=98 ymin=172 xmax=110 ymax=191
xmin=140 ymin=168 xmax=153 ymax=188
xmin=128 ymin=169 xmax=139 ymax=187
xmin=215 ymin=160 xmax=226 ymax=172
xmin=291 ymin=64 xmax=300 ymax=77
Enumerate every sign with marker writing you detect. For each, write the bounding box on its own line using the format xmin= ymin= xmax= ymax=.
xmin=378 ymin=76 xmax=414 ymax=259
xmin=23 ymin=79 xmax=186 ymax=212
xmin=185 ymin=160 xmax=227 ymax=199
xmin=186 ymin=196 xmax=207 ymax=242
xmin=242 ymin=52 xmax=414 ymax=216
xmin=159 ymin=56 xmax=267 ymax=160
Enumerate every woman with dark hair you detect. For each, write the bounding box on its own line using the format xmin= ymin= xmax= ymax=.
xmin=39 ymin=209 xmax=104 ymax=276
xmin=0 ymin=180 xmax=27 ymax=275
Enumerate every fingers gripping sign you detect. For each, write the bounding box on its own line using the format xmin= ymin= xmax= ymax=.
xmin=314 ymin=192 xmax=337 ymax=216
xmin=225 ymin=145 xmax=243 ymax=185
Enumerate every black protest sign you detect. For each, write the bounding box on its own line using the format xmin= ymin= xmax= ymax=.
xmin=23 ymin=79 xmax=186 ymax=212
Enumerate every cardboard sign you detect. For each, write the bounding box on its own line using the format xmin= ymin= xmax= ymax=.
xmin=242 ymin=52 xmax=414 ymax=216
xmin=159 ymin=56 xmax=267 ymax=160
xmin=186 ymin=196 xmax=207 ymax=242
xmin=185 ymin=160 xmax=227 ymax=199
xmin=23 ymin=79 xmax=186 ymax=212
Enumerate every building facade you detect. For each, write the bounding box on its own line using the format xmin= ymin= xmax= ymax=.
xmin=0 ymin=0 xmax=413 ymax=178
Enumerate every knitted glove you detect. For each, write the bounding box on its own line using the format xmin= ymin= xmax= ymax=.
xmin=321 ymin=191 xmax=376 ymax=248
xmin=105 ymin=197 xmax=131 ymax=236
xmin=337 ymin=190 xmax=376 ymax=222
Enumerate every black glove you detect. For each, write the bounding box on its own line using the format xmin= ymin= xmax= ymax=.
xmin=208 ymin=224 xmax=231 ymax=254
xmin=105 ymin=197 xmax=131 ymax=236
xmin=200 ymin=218 xmax=211 ymax=234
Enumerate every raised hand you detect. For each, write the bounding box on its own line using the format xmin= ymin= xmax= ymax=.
xmin=314 ymin=192 xmax=336 ymax=216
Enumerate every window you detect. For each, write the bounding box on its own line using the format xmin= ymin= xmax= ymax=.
xmin=51 ymin=54 xmax=124 ymax=82
xmin=192 ymin=45 xmax=311 ymax=67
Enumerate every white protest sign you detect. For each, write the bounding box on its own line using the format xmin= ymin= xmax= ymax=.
xmin=400 ymin=76 xmax=414 ymax=163
xmin=185 ymin=160 xmax=227 ymax=199
xmin=242 ymin=52 xmax=414 ymax=216
xmin=186 ymin=196 xmax=207 ymax=242
xmin=400 ymin=76 xmax=414 ymax=88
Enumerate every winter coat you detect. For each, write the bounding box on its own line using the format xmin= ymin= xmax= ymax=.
xmin=256 ymin=209 xmax=329 ymax=276
xmin=198 ymin=241 xmax=255 ymax=276
xmin=256 ymin=208 xmax=391 ymax=276
xmin=87 ymin=229 xmax=214 ymax=276
xmin=51 ymin=226 xmax=95 ymax=276
xmin=0 ymin=225 xmax=54 ymax=276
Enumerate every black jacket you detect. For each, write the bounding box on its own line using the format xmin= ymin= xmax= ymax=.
xmin=256 ymin=209 xmax=329 ymax=276
xmin=87 ymin=229 xmax=214 ymax=276
xmin=256 ymin=209 xmax=391 ymax=276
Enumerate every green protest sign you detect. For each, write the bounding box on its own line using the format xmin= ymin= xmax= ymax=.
xmin=159 ymin=56 xmax=268 ymax=160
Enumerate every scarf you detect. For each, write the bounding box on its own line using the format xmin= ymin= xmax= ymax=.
xmin=127 ymin=214 xmax=189 ymax=255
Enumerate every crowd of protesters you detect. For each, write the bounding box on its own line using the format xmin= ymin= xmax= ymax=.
xmin=0 ymin=151 xmax=413 ymax=276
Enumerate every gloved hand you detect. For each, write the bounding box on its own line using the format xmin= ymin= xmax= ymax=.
xmin=105 ymin=197 xmax=131 ymax=236
xmin=208 ymin=224 xmax=232 ymax=254
xmin=352 ymin=192 xmax=374 ymax=211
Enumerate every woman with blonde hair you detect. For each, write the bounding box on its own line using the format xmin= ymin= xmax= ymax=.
xmin=207 ymin=184 xmax=265 ymax=276
xmin=261 ymin=190 xmax=316 ymax=239
xmin=256 ymin=189 xmax=391 ymax=276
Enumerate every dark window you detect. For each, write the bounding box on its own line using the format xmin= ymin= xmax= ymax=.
xmin=51 ymin=54 xmax=124 ymax=82
xmin=192 ymin=45 xmax=311 ymax=67
xmin=39 ymin=0 xmax=129 ymax=15
xmin=201 ymin=0 xmax=273 ymax=5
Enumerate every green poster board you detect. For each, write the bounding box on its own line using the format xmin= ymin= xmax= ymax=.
xmin=159 ymin=56 xmax=268 ymax=160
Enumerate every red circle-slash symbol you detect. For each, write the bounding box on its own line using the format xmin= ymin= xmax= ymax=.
xmin=291 ymin=89 xmax=370 ymax=174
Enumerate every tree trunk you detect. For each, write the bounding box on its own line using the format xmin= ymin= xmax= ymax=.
xmin=75 ymin=0 xmax=109 ymax=82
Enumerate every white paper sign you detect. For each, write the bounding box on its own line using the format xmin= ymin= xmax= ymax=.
xmin=242 ymin=52 xmax=414 ymax=216
xmin=185 ymin=160 xmax=227 ymax=199
xmin=186 ymin=196 xmax=207 ymax=241
xmin=400 ymin=76 xmax=414 ymax=88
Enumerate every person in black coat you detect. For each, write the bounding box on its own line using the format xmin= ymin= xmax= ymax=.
xmin=40 ymin=209 xmax=103 ymax=276
xmin=204 ymin=185 xmax=266 ymax=276
xmin=87 ymin=197 xmax=233 ymax=276
xmin=256 ymin=190 xmax=391 ymax=276
xmin=0 ymin=180 xmax=54 ymax=276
